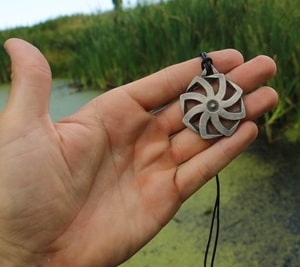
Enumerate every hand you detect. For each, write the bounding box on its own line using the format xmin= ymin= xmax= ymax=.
xmin=0 ymin=38 xmax=278 ymax=266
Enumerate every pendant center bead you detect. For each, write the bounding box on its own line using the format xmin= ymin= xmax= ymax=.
xmin=207 ymin=99 xmax=219 ymax=112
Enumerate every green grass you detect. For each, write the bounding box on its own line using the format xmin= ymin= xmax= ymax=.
xmin=0 ymin=0 xmax=299 ymax=141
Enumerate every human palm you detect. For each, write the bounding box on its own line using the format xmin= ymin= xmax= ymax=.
xmin=0 ymin=39 xmax=278 ymax=266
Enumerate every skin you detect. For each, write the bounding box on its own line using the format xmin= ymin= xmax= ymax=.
xmin=0 ymin=38 xmax=278 ymax=267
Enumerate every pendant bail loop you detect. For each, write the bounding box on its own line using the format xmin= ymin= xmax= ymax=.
xmin=200 ymin=52 xmax=213 ymax=75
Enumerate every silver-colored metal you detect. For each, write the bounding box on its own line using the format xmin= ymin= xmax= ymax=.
xmin=180 ymin=66 xmax=246 ymax=139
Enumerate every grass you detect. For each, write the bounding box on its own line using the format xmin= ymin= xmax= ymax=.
xmin=0 ymin=0 xmax=299 ymax=141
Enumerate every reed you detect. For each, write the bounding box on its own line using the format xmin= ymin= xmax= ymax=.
xmin=0 ymin=0 xmax=299 ymax=140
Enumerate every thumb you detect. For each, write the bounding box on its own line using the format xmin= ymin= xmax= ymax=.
xmin=4 ymin=38 xmax=52 ymax=119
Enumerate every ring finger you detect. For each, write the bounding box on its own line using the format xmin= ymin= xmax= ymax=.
xmin=168 ymin=86 xmax=278 ymax=165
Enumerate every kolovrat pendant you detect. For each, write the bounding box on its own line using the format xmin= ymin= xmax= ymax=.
xmin=180 ymin=53 xmax=246 ymax=139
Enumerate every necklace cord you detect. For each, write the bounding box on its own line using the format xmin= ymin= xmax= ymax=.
xmin=204 ymin=174 xmax=220 ymax=267
xmin=198 ymin=52 xmax=221 ymax=266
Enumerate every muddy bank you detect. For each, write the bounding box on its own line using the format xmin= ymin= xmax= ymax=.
xmin=120 ymin=139 xmax=300 ymax=267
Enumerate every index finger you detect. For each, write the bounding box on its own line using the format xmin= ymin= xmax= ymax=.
xmin=122 ymin=49 xmax=244 ymax=111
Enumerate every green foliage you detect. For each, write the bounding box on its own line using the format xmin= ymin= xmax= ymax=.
xmin=0 ymin=0 xmax=299 ymax=140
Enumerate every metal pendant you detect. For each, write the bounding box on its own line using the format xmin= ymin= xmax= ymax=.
xmin=180 ymin=62 xmax=246 ymax=139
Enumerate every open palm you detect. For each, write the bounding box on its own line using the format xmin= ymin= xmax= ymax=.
xmin=0 ymin=39 xmax=278 ymax=266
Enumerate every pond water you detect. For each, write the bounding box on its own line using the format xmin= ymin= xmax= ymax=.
xmin=120 ymin=140 xmax=300 ymax=267
xmin=0 ymin=80 xmax=299 ymax=267
xmin=0 ymin=80 xmax=100 ymax=121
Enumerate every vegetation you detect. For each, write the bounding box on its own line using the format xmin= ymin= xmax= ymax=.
xmin=0 ymin=0 xmax=299 ymax=141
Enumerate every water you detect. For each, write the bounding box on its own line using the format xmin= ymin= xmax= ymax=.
xmin=0 ymin=80 xmax=100 ymax=121
xmin=120 ymin=140 xmax=300 ymax=267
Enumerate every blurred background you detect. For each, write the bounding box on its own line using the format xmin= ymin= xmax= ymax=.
xmin=0 ymin=1 xmax=299 ymax=266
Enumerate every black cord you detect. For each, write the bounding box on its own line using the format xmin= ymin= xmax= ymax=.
xmin=204 ymin=174 xmax=220 ymax=267
xmin=200 ymin=52 xmax=213 ymax=75
xmin=199 ymin=52 xmax=221 ymax=266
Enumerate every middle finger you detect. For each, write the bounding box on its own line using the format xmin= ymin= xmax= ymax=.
xmin=155 ymin=55 xmax=277 ymax=136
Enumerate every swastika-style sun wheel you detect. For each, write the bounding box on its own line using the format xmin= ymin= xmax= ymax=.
xmin=180 ymin=73 xmax=246 ymax=139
